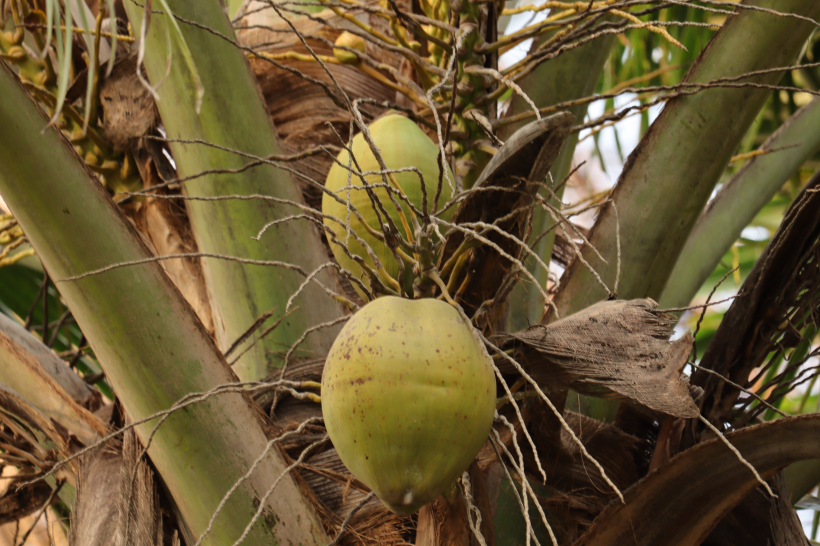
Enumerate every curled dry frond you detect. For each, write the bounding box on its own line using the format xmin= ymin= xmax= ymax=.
xmin=437 ymin=113 xmax=573 ymax=327
xmin=694 ymin=169 xmax=820 ymax=429
xmin=494 ymin=299 xmax=700 ymax=419
xmin=574 ymin=415 xmax=820 ymax=546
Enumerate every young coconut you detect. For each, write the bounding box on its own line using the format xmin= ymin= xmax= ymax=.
xmin=321 ymin=296 xmax=496 ymax=514
xmin=322 ymin=114 xmax=455 ymax=297
xmin=333 ymin=31 xmax=367 ymax=65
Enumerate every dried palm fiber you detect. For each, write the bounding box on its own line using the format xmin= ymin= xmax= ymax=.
xmin=70 ymin=429 xmax=164 ymax=546
xmin=294 ymin=438 xmax=415 ymax=546
xmin=0 ymin=384 xmax=74 ymax=476
xmin=494 ymin=298 xmax=699 ymax=418
xmin=255 ymin=367 xmax=415 ymax=545
xmin=0 ymin=471 xmax=53 ymax=527
xmin=69 ymin=443 xmax=121 ymax=546
xmin=113 ymin=429 xmax=163 ymax=546
xmin=236 ymin=3 xmax=406 ymax=211
xmin=129 ymin=147 xmax=215 ymax=334
xmin=530 ymin=409 xmax=642 ymax=495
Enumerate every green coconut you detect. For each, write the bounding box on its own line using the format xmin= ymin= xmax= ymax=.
xmin=322 ymin=114 xmax=455 ymax=296
xmin=321 ymin=296 xmax=496 ymax=514
xmin=333 ymin=31 xmax=366 ymax=65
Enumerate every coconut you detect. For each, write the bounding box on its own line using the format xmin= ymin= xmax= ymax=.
xmin=322 ymin=115 xmax=455 ymax=296
xmin=333 ymin=31 xmax=367 ymax=65
xmin=321 ymin=296 xmax=496 ymax=514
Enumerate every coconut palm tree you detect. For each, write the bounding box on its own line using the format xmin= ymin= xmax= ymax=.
xmin=1 ymin=0 xmax=820 ymax=545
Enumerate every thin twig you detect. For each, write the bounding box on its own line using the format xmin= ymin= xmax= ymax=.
xmin=278 ymin=316 xmax=350 ymax=376
xmin=660 ymin=294 xmax=743 ymax=313
xmin=692 ymin=266 xmax=738 ymax=362
xmin=56 ymin=253 xmax=310 ymax=282
xmin=231 ymin=436 xmax=329 ymax=546
xmin=193 ymin=418 xmax=323 ymax=546
xmin=484 ymin=336 xmax=624 ymax=503
xmin=611 ymin=201 xmax=621 ymax=297
xmin=224 ymin=310 xmax=276 ymax=358
xmin=688 ymin=362 xmax=786 ymax=417
xmin=24 ymin=274 xmax=48 ymax=330
xmin=227 ymin=309 xmax=298 ymax=365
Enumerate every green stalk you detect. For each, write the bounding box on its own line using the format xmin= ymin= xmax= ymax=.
xmin=786 ymin=458 xmax=820 ymax=504
xmin=227 ymin=0 xmax=245 ymax=18
xmin=659 ymin=97 xmax=820 ymax=309
xmin=547 ymin=0 xmax=820 ymax=321
xmin=764 ymin=325 xmax=816 ymax=421
xmin=0 ymin=61 xmax=328 ymax=546
xmin=503 ymin=32 xmax=616 ymax=331
xmin=122 ymin=0 xmax=344 ymax=382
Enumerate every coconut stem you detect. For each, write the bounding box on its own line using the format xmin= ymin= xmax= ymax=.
xmin=439 ymin=237 xmax=481 ymax=279
xmin=445 ymin=248 xmax=472 ymax=295
xmin=496 ymin=389 xmax=538 ymax=410
xmin=427 ymin=270 xmax=458 ymax=307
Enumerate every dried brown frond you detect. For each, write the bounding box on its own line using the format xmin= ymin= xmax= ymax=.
xmin=438 ymin=113 xmax=573 ymax=331
xmin=494 ymin=299 xmax=699 ymax=418
xmin=694 ymin=170 xmax=820 ymax=428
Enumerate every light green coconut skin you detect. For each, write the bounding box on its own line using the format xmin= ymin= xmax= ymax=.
xmin=321 ymin=297 xmax=496 ymax=514
xmin=322 ymin=115 xmax=455 ymax=295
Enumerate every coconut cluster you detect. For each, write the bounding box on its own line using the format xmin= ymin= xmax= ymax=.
xmin=321 ymin=116 xmax=495 ymax=514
